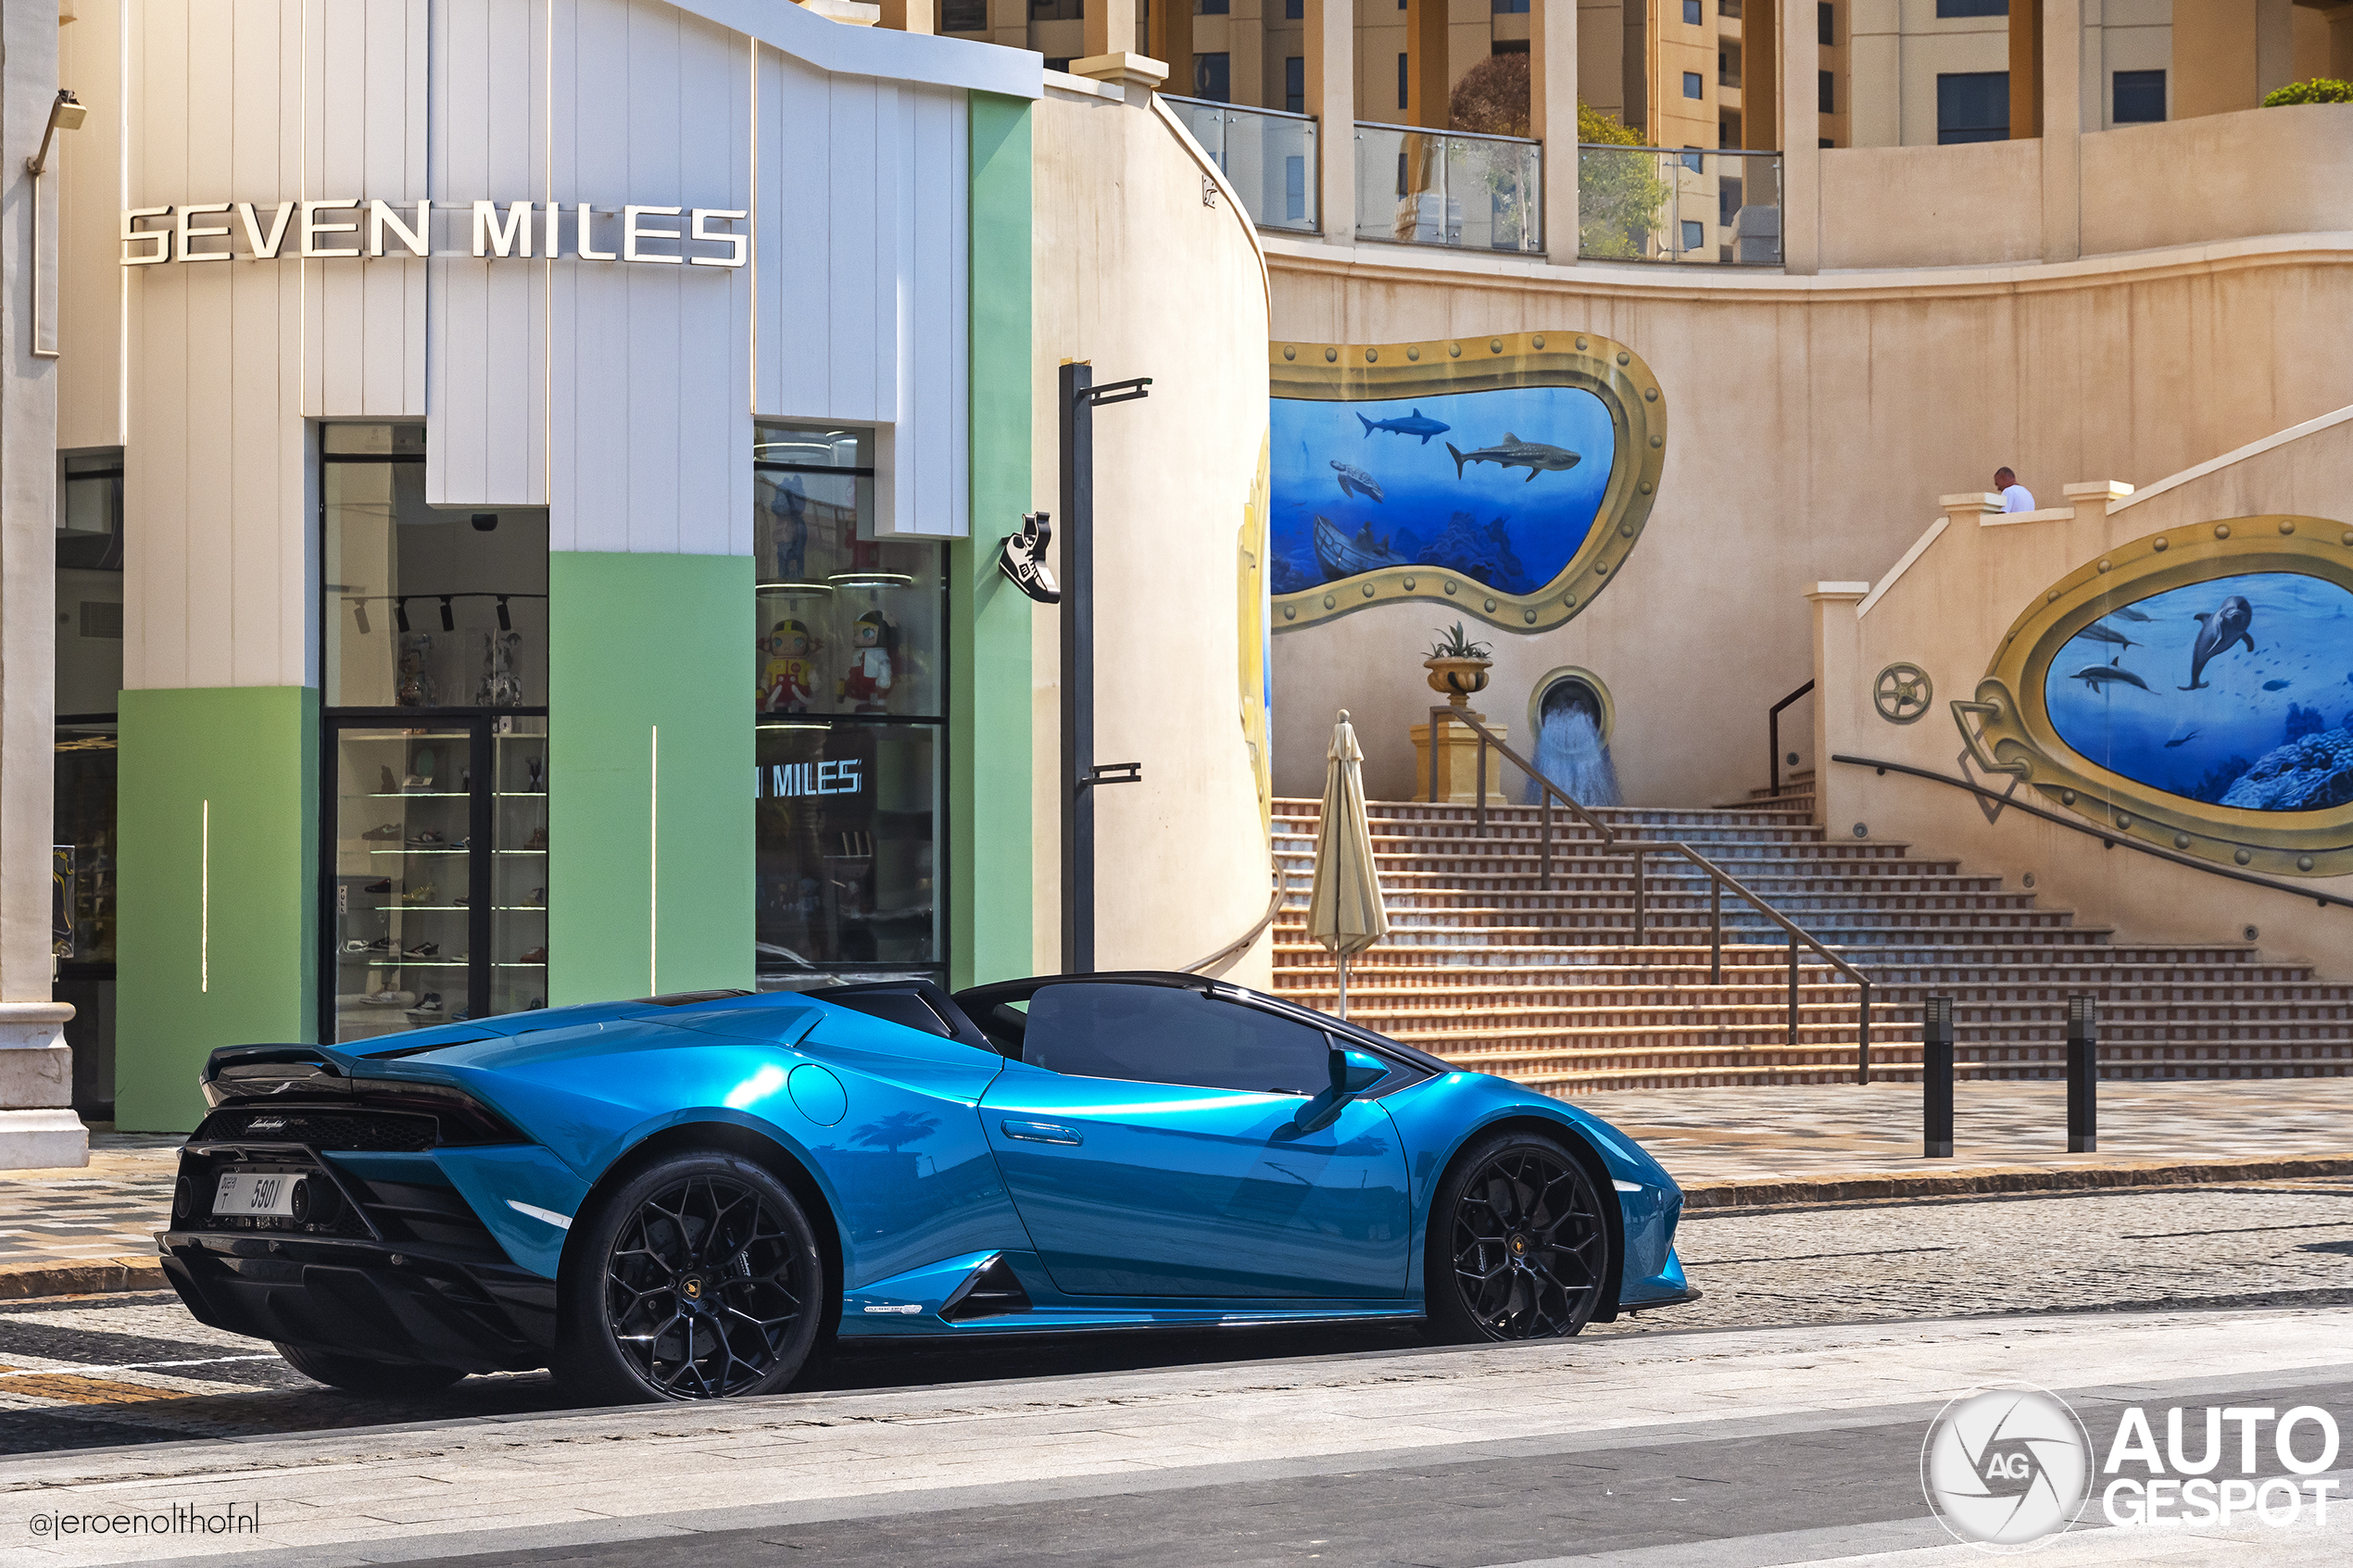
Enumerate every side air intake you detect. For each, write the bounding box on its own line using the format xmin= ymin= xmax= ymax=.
xmin=937 ymin=1253 xmax=1033 ymax=1322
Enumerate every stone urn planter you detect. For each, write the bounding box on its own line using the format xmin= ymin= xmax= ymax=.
xmin=1424 ymin=656 xmax=1492 ymax=708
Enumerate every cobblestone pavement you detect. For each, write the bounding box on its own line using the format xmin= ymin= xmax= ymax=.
xmin=0 ymin=1140 xmax=178 ymax=1273
xmin=1576 ymin=1079 xmax=2353 ymax=1185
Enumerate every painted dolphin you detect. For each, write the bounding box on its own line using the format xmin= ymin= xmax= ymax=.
xmin=1445 ymin=433 xmax=1580 ymax=483
xmin=2073 ymin=621 xmax=2138 ymax=653
xmin=2163 ymin=729 xmax=2202 ymax=748
xmin=2180 ymin=596 xmax=2255 ymax=690
xmin=2108 ymin=604 xmax=2153 ymax=622
xmin=2073 ymin=664 xmax=2151 ymax=694
xmin=1357 ymin=408 xmax=1451 ymax=444
xmin=1329 ymin=459 xmax=1385 ymax=503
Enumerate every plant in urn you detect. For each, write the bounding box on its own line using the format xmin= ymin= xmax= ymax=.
xmin=1423 ymin=621 xmax=1493 ymax=709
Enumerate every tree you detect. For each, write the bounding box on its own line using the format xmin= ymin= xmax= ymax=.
xmin=1446 ymin=58 xmax=1668 ymax=259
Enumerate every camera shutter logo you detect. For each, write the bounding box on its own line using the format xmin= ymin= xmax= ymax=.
xmin=1920 ymin=1384 xmax=2093 ymax=1548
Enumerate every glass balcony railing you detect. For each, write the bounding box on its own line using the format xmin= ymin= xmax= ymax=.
xmin=1352 ymin=121 xmax=1542 ymax=253
xmin=1161 ymin=96 xmax=1320 ymax=234
xmin=1577 ymin=144 xmax=1783 ymax=266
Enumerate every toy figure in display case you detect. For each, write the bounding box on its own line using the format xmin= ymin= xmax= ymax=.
xmin=770 ymin=473 xmax=809 ymax=582
xmin=395 ymin=633 xmax=438 ymax=708
xmin=761 ymin=619 xmax=820 ymax=713
xmin=838 ymin=610 xmax=895 ymax=712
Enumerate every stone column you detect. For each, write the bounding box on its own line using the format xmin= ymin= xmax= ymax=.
xmin=1076 ymin=0 xmax=1169 ymax=94
xmin=1150 ymin=0 xmax=1196 ymax=97
xmin=1308 ymin=0 xmax=1355 ymax=245
xmin=1 ymin=4 xmax=82 ymax=1169
xmin=2007 ymin=0 xmax=2043 ymax=139
xmin=1807 ymin=583 xmax=1871 ymax=833
xmin=2041 ymin=0 xmax=2080 ymax=261
xmin=2062 ymin=480 xmax=2134 ymax=526
xmin=879 ymin=0 xmax=937 ymax=31
xmin=1405 ymin=0 xmax=1450 ymax=127
xmin=990 ymin=0 xmax=1026 ymax=56
xmin=1531 ymin=0 xmax=1579 ymax=266
xmin=1780 ymin=0 xmax=1819 ymax=274
xmin=1233 ymin=0 xmax=1267 ymax=107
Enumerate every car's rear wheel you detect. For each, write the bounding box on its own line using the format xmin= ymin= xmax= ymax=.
xmin=275 ymin=1341 xmax=465 ymax=1395
xmin=554 ymin=1150 xmax=825 ymax=1404
xmin=1425 ymin=1131 xmax=1610 ymax=1343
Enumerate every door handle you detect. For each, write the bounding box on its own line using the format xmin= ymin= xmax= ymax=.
xmin=1000 ymin=1119 xmax=1082 ymax=1146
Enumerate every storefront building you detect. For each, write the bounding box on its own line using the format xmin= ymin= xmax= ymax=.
xmin=44 ymin=0 xmax=1050 ymax=1134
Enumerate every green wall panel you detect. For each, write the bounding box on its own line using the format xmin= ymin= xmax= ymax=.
xmin=115 ymin=686 xmax=319 ymax=1133
xmin=952 ymin=91 xmax=1037 ymax=991
xmin=547 ymin=552 xmax=753 ymax=1004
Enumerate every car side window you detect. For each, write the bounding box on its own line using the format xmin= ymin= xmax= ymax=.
xmin=1020 ymin=984 xmax=1332 ymax=1094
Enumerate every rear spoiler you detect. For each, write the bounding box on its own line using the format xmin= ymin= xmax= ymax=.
xmin=203 ymin=1044 xmax=363 ymax=1106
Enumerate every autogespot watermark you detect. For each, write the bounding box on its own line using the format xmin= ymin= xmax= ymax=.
xmin=1921 ymin=1383 xmax=2342 ymax=1551
xmin=29 ymin=1502 xmax=260 ymax=1538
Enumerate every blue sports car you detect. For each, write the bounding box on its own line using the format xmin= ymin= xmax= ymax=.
xmin=160 ymin=973 xmax=1697 ymax=1402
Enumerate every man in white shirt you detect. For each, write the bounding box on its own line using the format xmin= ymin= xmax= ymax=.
xmin=1994 ymin=467 xmax=2035 ymax=512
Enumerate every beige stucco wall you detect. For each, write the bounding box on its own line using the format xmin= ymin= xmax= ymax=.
xmin=2080 ymin=103 xmax=2353 ymax=255
xmin=1032 ymin=82 xmax=1277 ymax=986
xmin=1263 ymin=233 xmax=2353 ymax=810
xmin=1818 ymin=137 xmax=2045 ymax=270
xmin=1811 ymin=410 xmax=2353 ymax=979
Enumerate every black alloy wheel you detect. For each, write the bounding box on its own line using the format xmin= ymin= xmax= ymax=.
xmin=555 ymin=1151 xmax=824 ymax=1403
xmin=1426 ymin=1132 xmax=1609 ymax=1342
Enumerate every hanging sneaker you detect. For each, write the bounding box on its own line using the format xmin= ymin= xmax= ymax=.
xmin=520 ymin=946 xmax=547 ymax=964
xmin=360 ymin=822 xmax=403 ymax=840
xmin=407 ymin=828 xmax=447 ymax=847
xmin=363 ymin=877 xmax=392 ymax=894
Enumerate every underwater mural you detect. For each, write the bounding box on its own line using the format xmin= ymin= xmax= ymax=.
xmin=1267 ymin=332 xmax=1667 ymax=633
xmin=1958 ymin=518 xmax=2353 ymax=875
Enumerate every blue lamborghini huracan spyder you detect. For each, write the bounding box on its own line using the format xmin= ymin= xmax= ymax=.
xmin=160 ymin=972 xmax=1697 ymax=1402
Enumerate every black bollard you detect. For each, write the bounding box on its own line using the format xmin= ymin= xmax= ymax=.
xmin=2067 ymin=995 xmax=2098 ymax=1154
xmin=1922 ymin=995 xmax=1954 ymax=1159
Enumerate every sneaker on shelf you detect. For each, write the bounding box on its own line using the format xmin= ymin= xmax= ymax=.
xmin=409 ymin=992 xmax=446 ymax=1015
xmin=365 ymin=935 xmax=394 ymax=953
xmin=527 ymin=997 xmax=546 ymax=1010
xmin=523 ymin=826 xmax=548 ymax=850
xmin=453 ymin=836 xmax=472 ymax=851
xmin=401 ymin=773 xmax=434 ymax=789
xmin=522 ymin=886 xmax=547 ymax=907
xmin=404 ymin=941 xmax=441 ymax=959
xmin=362 ymin=877 xmax=393 ymax=894
xmin=454 ymin=895 xmax=471 ymax=907
xmin=379 ymin=765 xmax=400 ymax=794
xmin=399 ymin=884 xmax=436 ymax=905
xmin=360 ymin=822 xmax=403 ymax=841
xmin=520 ymin=946 xmax=548 ymax=965
xmin=407 ymin=828 xmax=447 ymax=848
xmin=340 ymin=938 xmax=371 ymax=954
xmin=364 ymin=987 xmax=415 ymax=1008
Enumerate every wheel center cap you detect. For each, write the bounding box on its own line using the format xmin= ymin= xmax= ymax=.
xmin=680 ymin=1273 xmax=707 ymax=1305
xmin=1507 ymin=1233 xmax=1529 ymax=1258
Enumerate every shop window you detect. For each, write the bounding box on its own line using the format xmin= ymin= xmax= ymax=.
xmin=1286 ymin=55 xmax=1304 ymax=113
xmin=2114 ymin=69 xmax=2165 ymax=124
xmin=320 ymin=424 xmax=552 ymax=1042
xmin=55 ymin=450 xmax=124 ymax=1120
xmin=755 ymin=421 xmax=946 ymax=991
xmin=1194 ymin=52 xmax=1230 ymax=102
xmin=57 ymin=451 xmax=123 ymax=719
xmin=1936 ymin=71 xmax=2007 ymax=144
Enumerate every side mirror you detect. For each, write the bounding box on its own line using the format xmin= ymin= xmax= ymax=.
xmin=1290 ymin=1045 xmax=1390 ymax=1136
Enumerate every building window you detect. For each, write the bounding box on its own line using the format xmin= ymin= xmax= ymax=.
xmin=941 ymin=0 xmax=988 ymax=29
xmin=2114 ymin=69 xmax=2166 ymax=124
xmin=320 ymin=424 xmax=553 ymax=1042
xmin=1683 ymin=0 xmax=1702 ymax=23
xmin=1030 ymin=0 xmax=1082 ymax=17
xmin=1718 ymin=0 xmax=1742 ymax=14
xmin=1818 ymin=1 xmax=1833 ymax=44
xmin=1194 ymin=52 xmax=1230 ymax=101
xmin=56 ymin=448 xmax=125 ymax=1118
xmin=1492 ymin=0 xmax=1529 ymax=11
xmin=1934 ymin=0 xmax=2006 ymax=15
xmin=1681 ymin=220 xmax=1705 ymax=250
xmin=754 ymin=422 xmax=947 ymax=991
xmin=1398 ymin=53 xmax=1409 ymax=111
xmin=1818 ymin=69 xmax=1833 ymax=114
xmin=1285 ymin=0 xmax=1302 ymax=16
xmin=1285 ymin=55 xmax=1304 ymax=112
xmin=1198 ymin=0 xmax=1227 ymax=14
xmin=1936 ymin=71 xmax=2008 ymax=144
xmin=1683 ymin=71 xmax=1703 ymax=101
xmin=1044 ymin=56 xmax=1073 ymax=71
xmin=1491 ymin=39 xmax=1529 ymax=54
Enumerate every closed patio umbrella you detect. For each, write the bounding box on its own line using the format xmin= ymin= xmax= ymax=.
xmin=1307 ymin=709 xmax=1390 ymax=1021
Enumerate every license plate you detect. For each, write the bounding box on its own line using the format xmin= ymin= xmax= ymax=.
xmin=214 ymin=1172 xmax=298 ymax=1217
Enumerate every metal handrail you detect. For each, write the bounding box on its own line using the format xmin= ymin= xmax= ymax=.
xmin=1428 ymin=706 xmax=1617 ymax=890
xmin=1432 ymin=704 xmax=1875 ymax=1081
xmin=1768 ymin=680 xmax=1813 ymax=797
xmin=1183 ymin=863 xmax=1293 ymax=975
xmin=1832 ymin=753 xmax=2353 ymax=913
xmin=1358 ymin=117 xmax=1540 ymax=147
xmin=1162 ymin=94 xmax=1318 ymax=124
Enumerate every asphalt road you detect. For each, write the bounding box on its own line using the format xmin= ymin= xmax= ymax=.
xmin=4 ymin=1182 xmax=2352 ymax=1457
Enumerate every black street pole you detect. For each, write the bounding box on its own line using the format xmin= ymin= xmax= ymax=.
xmin=2066 ymin=994 xmax=2098 ymax=1154
xmin=1059 ymin=362 xmax=1094 ymax=974
xmin=1922 ymin=995 xmax=1954 ymax=1160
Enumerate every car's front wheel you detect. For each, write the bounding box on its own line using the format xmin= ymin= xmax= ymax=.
xmin=554 ymin=1150 xmax=825 ymax=1403
xmin=1425 ymin=1131 xmax=1610 ymax=1343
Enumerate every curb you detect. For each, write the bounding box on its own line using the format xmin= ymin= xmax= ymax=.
xmin=1680 ymin=1154 xmax=2353 ymax=1211
xmin=0 ymin=1255 xmax=167 ymax=1300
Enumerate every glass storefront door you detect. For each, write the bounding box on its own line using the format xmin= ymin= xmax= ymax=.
xmin=326 ymin=717 xmax=550 ymax=1042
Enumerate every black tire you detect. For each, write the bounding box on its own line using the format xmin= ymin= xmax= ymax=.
xmin=553 ymin=1150 xmax=825 ymax=1404
xmin=274 ymin=1341 xmax=465 ymax=1395
xmin=1424 ymin=1131 xmax=1611 ymax=1343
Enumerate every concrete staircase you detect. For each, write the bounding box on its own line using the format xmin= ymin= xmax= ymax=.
xmin=1269 ymin=797 xmax=2353 ymax=1095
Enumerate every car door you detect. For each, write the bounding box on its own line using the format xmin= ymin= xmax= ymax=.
xmin=975 ymin=980 xmax=1411 ymax=1299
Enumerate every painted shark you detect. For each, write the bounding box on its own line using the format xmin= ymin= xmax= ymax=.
xmin=1357 ymin=409 xmax=1451 ymax=444
xmin=1445 ymin=434 xmax=1580 ymax=483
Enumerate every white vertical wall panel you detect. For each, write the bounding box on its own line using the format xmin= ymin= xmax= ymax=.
xmin=757 ymin=49 xmax=970 ymax=539
xmin=428 ymin=0 xmax=551 ymax=507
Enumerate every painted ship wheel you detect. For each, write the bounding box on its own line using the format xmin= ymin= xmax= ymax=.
xmin=1874 ymin=663 xmax=1933 ymax=724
